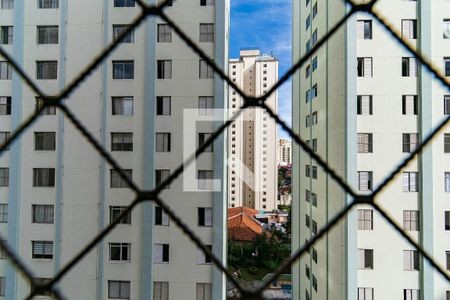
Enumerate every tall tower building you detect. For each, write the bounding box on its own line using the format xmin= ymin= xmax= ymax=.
xmin=228 ymin=49 xmax=278 ymax=211
xmin=0 ymin=0 xmax=228 ymax=299
xmin=293 ymin=0 xmax=450 ymax=299
xmin=277 ymin=138 xmax=292 ymax=166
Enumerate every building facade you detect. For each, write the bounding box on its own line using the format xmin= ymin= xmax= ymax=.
xmin=228 ymin=49 xmax=278 ymax=211
xmin=0 ymin=0 xmax=228 ymax=299
xmin=293 ymin=0 xmax=450 ymax=299
xmin=277 ymin=138 xmax=292 ymax=166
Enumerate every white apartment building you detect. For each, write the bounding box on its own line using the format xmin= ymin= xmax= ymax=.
xmin=0 ymin=0 xmax=228 ymax=299
xmin=293 ymin=0 xmax=450 ymax=299
xmin=228 ymin=49 xmax=278 ymax=211
xmin=277 ymin=138 xmax=292 ymax=166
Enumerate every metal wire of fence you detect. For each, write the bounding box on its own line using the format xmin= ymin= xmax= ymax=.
xmin=0 ymin=0 xmax=448 ymax=299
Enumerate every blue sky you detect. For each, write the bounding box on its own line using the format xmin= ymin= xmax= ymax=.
xmin=230 ymin=0 xmax=292 ymax=138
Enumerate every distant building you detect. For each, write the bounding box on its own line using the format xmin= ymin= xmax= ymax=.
xmin=277 ymin=138 xmax=292 ymax=166
xmin=228 ymin=49 xmax=279 ymax=211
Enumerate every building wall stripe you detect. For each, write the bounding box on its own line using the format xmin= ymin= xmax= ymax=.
xmin=6 ymin=0 xmax=25 ymax=298
xmin=345 ymin=9 xmax=358 ymax=300
xmin=212 ymin=0 xmax=229 ymax=299
xmin=96 ymin=0 xmax=110 ymax=299
xmin=54 ymin=0 xmax=68 ymax=277
xmin=140 ymin=0 xmax=156 ymax=299
xmin=418 ymin=0 xmax=434 ymax=298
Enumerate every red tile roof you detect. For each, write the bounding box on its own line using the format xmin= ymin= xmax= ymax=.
xmin=228 ymin=207 xmax=263 ymax=242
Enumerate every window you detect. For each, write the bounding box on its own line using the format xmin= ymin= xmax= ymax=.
xmin=110 ymin=169 xmax=132 ymax=188
xmin=358 ymin=209 xmax=373 ymax=230
xmin=404 ymin=289 xmax=420 ymax=300
xmin=0 ymin=277 xmax=4 ymax=297
xmin=357 ymin=20 xmax=372 ymax=39
xmin=447 ymin=251 xmax=450 ymax=270
xmin=157 ymin=60 xmax=172 ymax=79
xmin=402 ymin=95 xmax=418 ymax=115
xmin=358 ymin=171 xmax=373 ymax=191
xmin=154 ymin=244 xmax=169 ymax=263
xmin=358 ymin=249 xmax=373 ymax=269
xmin=0 ymin=96 xmax=11 ymax=115
xmin=312 ymin=2 xmax=317 ymax=18
xmin=198 ymin=170 xmax=213 ymax=190
xmin=305 ymin=215 xmax=310 ymax=228
xmin=0 ymin=204 xmax=7 ymax=223
xmin=34 ymin=132 xmax=56 ymax=151
xmin=312 ymin=275 xmax=317 ymax=291
xmin=199 ymin=60 xmax=214 ymax=79
xmin=198 ymin=207 xmax=212 ymax=227
xmin=306 ymin=15 xmax=311 ymax=30
xmin=36 ymin=97 xmax=56 ymax=115
xmin=33 ymin=278 xmax=52 ymax=296
xmin=403 ymin=250 xmax=420 ymax=271
xmin=156 ymin=133 xmax=171 ymax=152
xmin=112 ymin=96 xmax=133 ymax=115
xmin=196 ymin=245 xmax=212 ymax=264
xmin=32 ymin=205 xmax=54 ymax=224
xmin=157 ymin=24 xmax=172 ymax=42
xmin=0 ymin=61 xmax=12 ymax=80
xmin=33 ymin=168 xmax=55 ymax=187
xmin=401 ymin=19 xmax=417 ymax=39
xmin=32 ymin=241 xmax=53 ymax=259
xmin=198 ymin=96 xmax=213 ymax=115
xmin=311 ymin=220 xmax=318 ymax=235
xmin=312 ymin=29 xmax=318 ymax=45
xmin=156 ymin=96 xmax=171 ymax=116
xmin=196 ymin=283 xmax=212 ymax=300
xmin=402 ymin=57 xmax=417 ymax=77
xmin=357 ymin=133 xmax=373 ymax=153
xmin=109 ymin=243 xmax=130 ymax=262
xmin=312 ymin=166 xmax=317 ymax=179
xmin=110 ymin=206 xmax=131 ymax=224
xmin=113 ymin=61 xmax=134 ymax=79
xmin=153 ymin=282 xmax=169 ymax=300
xmin=200 ymin=0 xmax=214 ymax=5
xmin=446 ymin=172 xmax=450 ymax=192
xmin=357 ymin=288 xmax=373 ymax=300
xmin=0 ymin=168 xmax=8 ymax=187
xmin=357 ymin=95 xmax=373 ymax=115
xmin=38 ymin=0 xmax=59 ymax=8
xmin=36 ymin=61 xmax=57 ymax=80
xmin=445 ymin=57 xmax=450 ymax=77
xmin=37 ymin=26 xmax=58 ymax=44
xmin=445 ymin=211 xmax=450 ymax=230
xmin=114 ymin=0 xmax=135 ymax=7
xmin=113 ymin=25 xmax=134 ymax=43
xmin=445 ymin=19 xmax=450 ymax=39
xmin=111 ymin=133 xmax=133 ymax=151
xmin=108 ymin=280 xmax=130 ymax=299
xmin=0 ymin=132 xmax=10 ymax=151
xmin=0 ymin=26 xmax=13 ymax=44
xmin=199 ymin=23 xmax=214 ymax=42
xmin=402 ymin=133 xmax=419 ymax=153
xmin=357 ymin=57 xmax=372 ymax=77
xmin=403 ymin=210 xmax=419 ymax=231
xmin=445 ymin=96 xmax=450 ymax=115
xmin=306 ymin=40 xmax=310 ymax=53
xmin=155 ymin=169 xmax=170 ymax=188
xmin=403 ymin=172 xmax=419 ymax=192
xmin=312 ymin=56 xmax=318 ymax=70
xmin=198 ymin=133 xmax=213 ymax=152
xmin=0 ymin=0 xmax=13 ymax=9
xmin=155 ymin=206 xmax=169 ymax=226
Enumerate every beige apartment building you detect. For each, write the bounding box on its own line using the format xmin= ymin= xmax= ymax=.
xmin=228 ymin=49 xmax=279 ymax=211
xmin=293 ymin=0 xmax=450 ymax=299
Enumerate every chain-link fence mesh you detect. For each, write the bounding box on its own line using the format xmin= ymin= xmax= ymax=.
xmin=0 ymin=0 xmax=449 ymax=299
